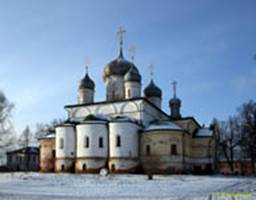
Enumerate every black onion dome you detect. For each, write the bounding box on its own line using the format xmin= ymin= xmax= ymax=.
xmin=169 ymin=97 xmax=181 ymax=107
xmin=144 ymin=80 xmax=162 ymax=98
xmin=103 ymin=53 xmax=139 ymax=80
xmin=79 ymin=73 xmax=95 ymax=90
xmin=124 ymin=66 xmax=141 ymax=83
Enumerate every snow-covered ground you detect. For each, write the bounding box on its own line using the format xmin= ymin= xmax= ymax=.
xmin=0 ymin=173 xmax=255 ymax=200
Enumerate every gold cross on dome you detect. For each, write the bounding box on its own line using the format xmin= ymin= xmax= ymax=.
xmin=117 ymin=26 xmax=126 ymax=50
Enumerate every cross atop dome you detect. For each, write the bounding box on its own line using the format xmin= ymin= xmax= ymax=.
xmin=171 ymin=81 xmax=177 ymax=98
xmin=84 ymin=64 xmax=88 ymax=74
xmin=117 ymin=26 xmax=126 ymax=57
xmin=84 ymin=57 xmax=91 ymax=74
xmin=149 ymin=64 xmax=154 ymax=80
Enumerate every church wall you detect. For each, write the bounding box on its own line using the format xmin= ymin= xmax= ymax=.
xmin=55 ymin=158 xmax=74 ymax=173
xmin=190 ymin=137 xmax=214 ymax=171
xmin=191 ymin=137 xmax=212 ymax=158
xmin=65 ymin=99 xmax=169 ymax=126
xmin=109 ymin=121 xmax=140 ymax=173
xmin=75 ymin=121 xmax=108 ymax=173
xmin=141 ymin=101 xmax=169 ymax=126
xmin=183 ymin=134 xmax=194 ymax=170
xmin=106 ymin=75 xmax=124 ymax=101
xmin=55 ymin=125 xmax=76 ymax=172
xmin=66 ymin=100 xmax=141 ymax=122
xmin=147 ymin=97 xmax=161 ymax=109
xmin=140 ymin=131 xmax=185 ymax=174
xmin=39 ymin=138 xmax=55 ymax=173
xmin=108 ymin=158 xmax=139 ymax=173
xmin=75 ymin=158 xmax=107 ymax=173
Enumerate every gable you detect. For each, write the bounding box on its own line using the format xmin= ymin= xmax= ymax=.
xmin=172 ymin=117 xmax=201 ymax=134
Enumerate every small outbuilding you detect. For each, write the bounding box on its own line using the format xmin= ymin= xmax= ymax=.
xmin=6 ymin=147 xmax=39 ymax=171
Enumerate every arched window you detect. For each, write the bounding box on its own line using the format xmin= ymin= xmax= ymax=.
xmin=112 ymin=90 xmax=115 ymax=99
xmin=52 ymin=150 xmax=55 ymax=158
xmin=111 ymin=164 xmax=116 ymax=171
xmin=171 ymin=144 xmax=177 ymax=155
xmin=99 ymin=137 xmax=103 ymax=148
xmin=84 ymin=136 xmax=89 ymax=148
xmin=59 ymin=138 xmax=64 ymax=149
xmin=146 ymin=145 xmax=151 ymax=155
xmin=127 ymin=89 xmax=131 ymax=98
xmin=116 ymin=135 xmax=121 ymax=147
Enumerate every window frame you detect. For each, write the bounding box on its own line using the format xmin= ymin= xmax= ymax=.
xmin=171 ymin=144 xmax=177 ymax=155
xmin=99 ymin=137 xmax=104 ymax=148
xmin=59 ymin=138 xmax=64 ymax=149
xmin=116 ymin=135 xmax=121 ymax=147
xmin=85 ymin=136 xmax=90 ymax=148
xmin=146 ymin=145 xmax=151 ymax=155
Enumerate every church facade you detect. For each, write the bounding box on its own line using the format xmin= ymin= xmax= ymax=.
xmin=39 ymin=29 xmax=215 ymax=174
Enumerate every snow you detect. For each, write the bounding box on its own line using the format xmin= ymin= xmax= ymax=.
xmin=0 ymin=173 xmax=255 ymax=200
xmin=146 ymin=121 xmax=182 ymax=131
xmin=195 ymin=128 xmax=213 ymax=137
xmin=94 ymin=114 xmax=112 ymax=121
xmin=46 ymin=134 xmax=55 ymax=138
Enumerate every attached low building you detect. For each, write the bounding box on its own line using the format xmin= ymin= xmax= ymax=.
xmin=38 ymin=133 xmax=56 ymax=172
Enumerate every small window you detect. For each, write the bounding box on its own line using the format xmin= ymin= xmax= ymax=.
xmin=112 ymin=90 xmax=115 ymax=99
xmin=84 ymin=136 xmax=89 ymax=148
xmin=59 ymin=138 xmax=64 ymax=149
xmin=99 ymin=137 xmax=103 ymax=148
xmin=171 ymin=144 xmax=177 ymax=155
xmin=146 ymin=145 xmax=151 ymax=155
xmin=111 ymin=164 xmax=116 ymax=171
xmin=52 ymin=150 xmax=56 ymax=158
xmin=83 ymin=164 xmax=87 ymax=171
xmin=127 ymin=89 xmax=131 ymax=98
xmin=116 ymin=135 xmax=121 ymax=147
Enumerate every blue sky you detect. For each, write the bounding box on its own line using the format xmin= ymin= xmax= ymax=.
xmin=0 ymin=0 xmax=255 ymax=134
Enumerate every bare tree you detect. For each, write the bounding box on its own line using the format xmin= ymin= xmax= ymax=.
xmin=34 ymin=118 xmax=64 ymax=139
xmin=18 ymin=126 xmax=32 ymax=148
xmin=0 ymin=91 xmax=15 ymax=163
xmin=210 ymin=118 xmax=221 ymax=172
xmin=239 ymin=100 xmax=256 ymax=174
xmin=218 ymin=117 xmax=241 ymax=173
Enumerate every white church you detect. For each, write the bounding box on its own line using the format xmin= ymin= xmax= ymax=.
xmin=39 ymin=28 xmax=215 ymax=174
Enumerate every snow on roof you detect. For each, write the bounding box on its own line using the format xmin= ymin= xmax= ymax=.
xmin=94 ymin=114 xmax=112 ymax=121
xmin=45 ymin=134 xmax=55 ymax=138
xmin=195 ymin=128 xmax=213 ymax=137
xmin=7 ymin=147 xmax=39 ymax=154
xmin=146 ymin=121 xmax=182 ymax=131
xmin=112 ymin=116 xmax=137 ymax=123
